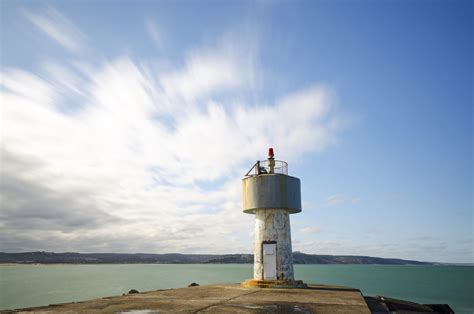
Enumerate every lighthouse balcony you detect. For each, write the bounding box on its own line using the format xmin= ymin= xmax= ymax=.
xmin=245 ymin=160 xmax=288 ymax=176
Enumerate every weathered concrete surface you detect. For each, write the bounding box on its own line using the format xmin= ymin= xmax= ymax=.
xmin=254 ymin=209 xmax=294 ymax=280
xmin=242 ymin=279 xmax=307 ymax=289
xmin=10 ymin=284 xmax=371 ymax=313
xmin=242 ymin=174 xmax=301 ymax=214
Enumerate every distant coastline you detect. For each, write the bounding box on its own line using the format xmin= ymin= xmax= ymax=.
xmin=0 ymin=251 xmax=446 ymax=265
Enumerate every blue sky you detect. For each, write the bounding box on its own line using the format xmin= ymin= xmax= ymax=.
xmin=1 ymin=0 xmax=472 ymax=263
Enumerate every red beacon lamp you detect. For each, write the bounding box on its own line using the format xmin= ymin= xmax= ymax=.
xmin=268 ymin=147 xmax=275 ymax=174
xmin=268 ymin=148 xmax=274 ymax=158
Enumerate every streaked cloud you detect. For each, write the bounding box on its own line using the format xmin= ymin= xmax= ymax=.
xmin=300 ymin=226 xmax=321 ymax=234
xmin=159 ymin=44 xmax=256 ymax=102
xmin=145 ymin=18 xmax=163 ymax=51
xmin=24 ymin=7 xmax=86 ymax=53
xmin=0 ymin=24 xmax=341 ymax=253
xmin=320 ymin=194 xmax=361 ymax=208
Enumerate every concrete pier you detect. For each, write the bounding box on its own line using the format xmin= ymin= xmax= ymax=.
xmin=11 ymin=284 xmax=371 ymax=313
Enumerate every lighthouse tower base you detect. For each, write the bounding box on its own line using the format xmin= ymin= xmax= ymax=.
xmin=241 ymin=209 xmax=307 ymax=289
xmin=241 ymin=279 xmax=307 ymax=289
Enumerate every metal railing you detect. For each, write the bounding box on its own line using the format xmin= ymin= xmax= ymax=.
xmin=245 ymin=160 xmax=288 ymax=176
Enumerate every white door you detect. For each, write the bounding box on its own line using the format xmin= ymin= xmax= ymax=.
xmin=263 ymin=243 xmax=277 ymax=280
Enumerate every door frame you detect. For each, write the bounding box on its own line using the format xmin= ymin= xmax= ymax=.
xmin=261 ymin=241 xmax=277 ymax=280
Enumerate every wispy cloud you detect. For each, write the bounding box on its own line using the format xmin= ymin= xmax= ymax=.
xmin=159 ymin=45 xmax=256 ymax=102
xmin=0 ymin=18 xmax=342 ymax=253
xmin=145 ymin=18 xmax=163 ymax=51
xmin=24 ymin=7 xmax=86 ymax=53
xmin=300 ymin=226 xmax=321 ymax=234
xmin=320 ymin=194 xmax=360 ymax=208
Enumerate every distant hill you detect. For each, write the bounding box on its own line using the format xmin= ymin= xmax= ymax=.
xmin=292 ymin=252 xmax=431 ymax=265
xmin=0 ymin=251 xmax=432 ymax=265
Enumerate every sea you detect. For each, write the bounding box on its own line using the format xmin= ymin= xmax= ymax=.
xmin=0 ymin=264 xmax=473 ymax=313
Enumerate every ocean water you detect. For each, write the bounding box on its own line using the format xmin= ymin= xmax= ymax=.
xmin=0 ymin=264 xmax=472 ymax=313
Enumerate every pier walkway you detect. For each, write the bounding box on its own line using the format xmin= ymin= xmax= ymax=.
xmin=13 ymin=284 xmax=371 ymax=313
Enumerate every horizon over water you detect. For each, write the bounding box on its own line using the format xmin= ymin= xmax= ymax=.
xmin=1 ymin=264 xmax=472 ymax=313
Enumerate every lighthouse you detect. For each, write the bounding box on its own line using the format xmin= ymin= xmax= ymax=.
xmin=242 ymin=148 xmax=306 ymax=288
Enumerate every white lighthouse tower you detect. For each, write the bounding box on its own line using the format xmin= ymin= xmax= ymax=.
xmin=242 ymin=148 xmax=306 ymax=288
